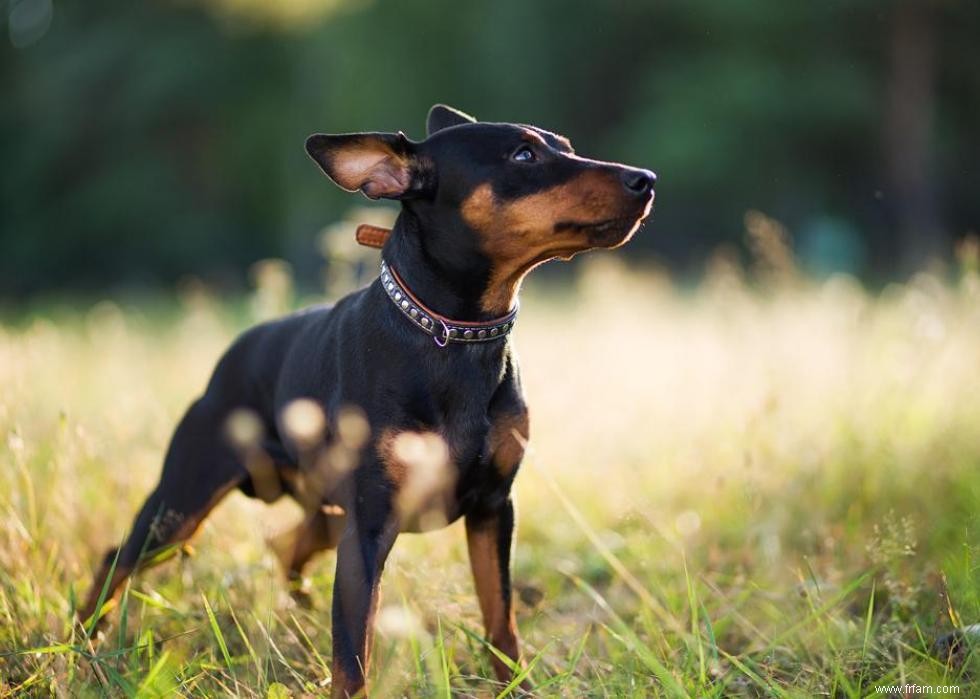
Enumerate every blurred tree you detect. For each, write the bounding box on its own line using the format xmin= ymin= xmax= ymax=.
xmin=1 ymin=0 xmax=978 ymax=296
xmin=884 ymin=0 xmax=939 ymax=274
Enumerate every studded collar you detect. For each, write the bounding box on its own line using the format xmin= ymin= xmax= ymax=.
xmin=379 ymin=259 xmax=518 ymax=347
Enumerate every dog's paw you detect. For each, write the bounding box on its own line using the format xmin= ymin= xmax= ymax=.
xmin=289 ymin=586 xmax=315 ymax=610
xmin=933 ymin=623 xmax=980 ymax=668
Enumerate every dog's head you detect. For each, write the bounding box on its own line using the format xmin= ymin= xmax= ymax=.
xmin=307 ymin=104 xmax=655 ymax=313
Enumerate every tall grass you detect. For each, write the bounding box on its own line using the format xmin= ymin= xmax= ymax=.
xmin=1 ymin=245 xmax=978 ymax=696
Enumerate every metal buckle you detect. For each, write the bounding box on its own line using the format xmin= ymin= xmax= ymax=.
xmin=433 ymin=318 xmax=451 ymax=348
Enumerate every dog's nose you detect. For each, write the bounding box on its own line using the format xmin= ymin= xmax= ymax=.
xmin=621 ymin=168 xmax=656 ymax=195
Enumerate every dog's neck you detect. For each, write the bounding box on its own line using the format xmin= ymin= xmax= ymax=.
xmin=382 ymin=209 xmax=511 ymax=322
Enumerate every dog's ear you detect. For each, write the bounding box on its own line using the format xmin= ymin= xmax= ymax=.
xmin=426 ymin=104 xmax=476 ymax=136
xmin=305 ymin=131 xmax=424 ymax=200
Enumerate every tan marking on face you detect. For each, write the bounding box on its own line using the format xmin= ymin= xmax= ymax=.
xmin=462 ymin=169 xmax=631 ymax=314
xmin=489 ymin=411 xmax=529 ymax=478
xmin=329 ymin=140 xmax=411 ymax=198
xmin=553 ymin=135 xmax=573 ymax=152
xmin=520 ymin=128 xmax=549 ymax=146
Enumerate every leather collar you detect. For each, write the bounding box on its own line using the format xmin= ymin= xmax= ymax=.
xmin=379 ymin=259 xmax=518 ymax=347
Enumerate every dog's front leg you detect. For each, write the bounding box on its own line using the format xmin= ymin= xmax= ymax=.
xmin=465 ymin=498 xmax=528 ymax=687
xmin=330 ymin=510 xmax=398 ymax=698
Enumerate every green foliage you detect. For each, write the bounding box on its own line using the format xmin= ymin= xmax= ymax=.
xmin=2 ymin=1 xmax=979 ymax=295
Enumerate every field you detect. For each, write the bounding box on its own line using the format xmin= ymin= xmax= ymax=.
xmin=1 ymin=246 xmax=979 ymax=697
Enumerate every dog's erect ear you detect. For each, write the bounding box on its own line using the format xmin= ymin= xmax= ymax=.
xmin=426 ymin=104 xmax=476 ymax=136
xmin=305 ymin=132 xmax=422 ymax=200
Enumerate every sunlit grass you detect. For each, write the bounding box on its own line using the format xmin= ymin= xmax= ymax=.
xmin=1 ymin=250 xmax=978 ymax=696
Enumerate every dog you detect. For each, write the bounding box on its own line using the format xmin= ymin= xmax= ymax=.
xmin=79 ymin=104 xmax=655 ymax=697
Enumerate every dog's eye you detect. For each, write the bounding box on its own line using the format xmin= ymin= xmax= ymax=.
xmin=511 ymin=146 xmax=536 ymax=163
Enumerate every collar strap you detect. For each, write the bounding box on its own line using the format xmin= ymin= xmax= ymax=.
xmin=356 ymin=224 xmax=390 ymax=249
xmin=380 ymin=259 xmax=518 ymax=347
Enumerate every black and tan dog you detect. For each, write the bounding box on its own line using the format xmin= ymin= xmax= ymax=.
xmin=80 ymin=105 xmax=655 ymax=696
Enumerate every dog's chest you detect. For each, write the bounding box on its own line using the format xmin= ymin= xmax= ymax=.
xmin=438 ymin=394 xmax=528 ymax=521
xmin=380 ymin=367 xmax=527 ymax=529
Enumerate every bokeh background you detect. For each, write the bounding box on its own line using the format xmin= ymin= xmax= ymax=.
xmin=2 ymin=2 xmax=980 ymax=696
xmin=2 ymin=0 xmax=979 ymax=299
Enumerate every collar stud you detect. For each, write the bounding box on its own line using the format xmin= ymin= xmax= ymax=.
xmin=379 ymin=259 xmax=518 ymax=347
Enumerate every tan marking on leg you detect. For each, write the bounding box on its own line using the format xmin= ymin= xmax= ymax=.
xmin=330 ymin=661 xmax=362 ymax=698
xmin=271 ymin=509 xmax=346 ymax=578
xmin=270 ymin=509 xmax=346 ymax=607
xmin=375 ymin=428 xmax=406 ymax=486
xmin=167 ymin=480 xmax=243 ymax=544
xmin=79 ymin=479 xmax=241 ymax=626
xmin=489 ymin=411 xmax=529 ymax=478
xmin=79 ymin=557 xmax=133 ymax=626
xmin=466 ymin=524 xmax=521 ymax=681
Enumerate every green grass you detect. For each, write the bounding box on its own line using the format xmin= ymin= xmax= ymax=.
xmin=1 ymin=255 xmax=979 ymax=696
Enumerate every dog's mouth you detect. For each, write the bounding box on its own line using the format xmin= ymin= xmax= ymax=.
xmin=587 ymin=218 xmax=630 ymax=234
xmin=561 ymin=187 xmax=654 ymax=229
xmin=558 ymin=215 xmax=634 ymax=234
xmin=557 ymin=202 xmax=653 ymax=248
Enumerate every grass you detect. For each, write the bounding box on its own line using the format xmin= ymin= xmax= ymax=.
xmin=1 ymin=245 xmax=979 ymax=696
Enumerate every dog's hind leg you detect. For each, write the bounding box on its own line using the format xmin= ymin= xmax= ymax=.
xmin=79 ymin=397 xmax=246 ymax=626
xmin=269 ymin=507 xmax=346 ymax=607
